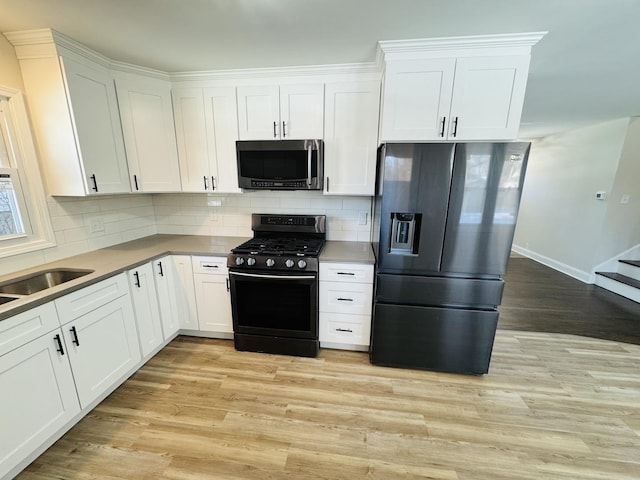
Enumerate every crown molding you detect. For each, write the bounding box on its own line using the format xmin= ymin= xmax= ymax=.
xmin=378 ymin=31 xmax=547 ymax=60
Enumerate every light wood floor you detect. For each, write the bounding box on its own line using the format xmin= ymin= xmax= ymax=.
xmin=16 ymin=332 xmax=640 ymax=480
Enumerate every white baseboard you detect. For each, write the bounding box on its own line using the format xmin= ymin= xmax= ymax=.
xmin=510 ymin=245 xmax=591 ymax=283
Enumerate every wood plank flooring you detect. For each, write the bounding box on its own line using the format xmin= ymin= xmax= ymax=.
xmin=16 ymin=333 xmax=640 ymax=480
xmin=14 ymin=257 xmax=640 ymax=479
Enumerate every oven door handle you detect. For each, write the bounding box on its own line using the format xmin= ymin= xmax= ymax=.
xmin=229 ymin=271 xmax=316 ymax=280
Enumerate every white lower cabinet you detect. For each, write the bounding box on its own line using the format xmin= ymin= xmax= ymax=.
xmin=192 ymin=256 xmax=232 ymax=335
xmin=319 ymin=262 xmax=374 ymax=350
xmin=55 ymin=274 xmax=141 ymax=409
xmin=128 ymin=262 xmax=164 ymax=358
xmin=0 ymin=305 xmax=80 ymax=480
xmin=171 ymin=255 xmax=199 ymax=330
xmin=153 ymin=256 xmax=180 ymax=339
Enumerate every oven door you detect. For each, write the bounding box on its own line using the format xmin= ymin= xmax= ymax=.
xmin=229 ymin=269 xmax=318 ymax=339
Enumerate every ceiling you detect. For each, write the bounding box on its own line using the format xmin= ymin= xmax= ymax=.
xmin=1 ymin=0 xmax=639 ymax=138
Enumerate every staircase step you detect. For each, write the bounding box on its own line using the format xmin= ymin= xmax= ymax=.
xmin=595 ymin=271 xmax=640 ymax=303
xmin=618 ymin=260 xmax=640 ymax=281
xmin=619 ymin=259 xmax=640 ymax=268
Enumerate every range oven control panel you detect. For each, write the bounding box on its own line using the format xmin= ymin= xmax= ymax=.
xmin=228 ymin=254 xmax=317 ymax=272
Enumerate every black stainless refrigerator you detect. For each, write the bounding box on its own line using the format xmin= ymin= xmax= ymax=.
xmin=370 ymin=142 xmax=530 ymax=374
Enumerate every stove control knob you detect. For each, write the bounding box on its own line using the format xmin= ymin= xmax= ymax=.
xmin=247 ymin=257 xmax=256 ymax=266
xmin=266 ymin=258 xmax=275 ymax=267
xmin=235 ymin=257 xmax=245 ymax=266
xmin=297 ymin=259 xmax=307 ymax=269
xmin=285 ymin=259 xmax=295 ymax=268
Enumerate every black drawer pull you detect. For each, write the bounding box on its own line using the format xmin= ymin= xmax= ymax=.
xmin=337 ymin=272 xmax=355 ymax=276
xmin=203 ymin=264 xmax=219 ymax=268
xmin=133 ymin=271 xmax=141 ymax=288
xmin=70 ymin=326 xmax=80 ymax=346
xmin=337 ymin=297 xmax=354 ymax=302
xmin=54 ymin=334 xmax=65 ymax=355
xmin=157 ymin=261 xmax=164 ymax=277
xmin=336 ymin=328 xmax=353 ymax=333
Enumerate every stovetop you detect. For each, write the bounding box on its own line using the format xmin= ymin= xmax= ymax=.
xmin=232 ymin=237 xmax=325 ymax=257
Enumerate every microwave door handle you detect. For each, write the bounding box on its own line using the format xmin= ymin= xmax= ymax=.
xmin=307 ymin=143 xmax=312 ymax=186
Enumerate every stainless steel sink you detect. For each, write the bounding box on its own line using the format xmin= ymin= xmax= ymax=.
xmin=0 ymin=295 xmax=18 ymax=305
xmin=0 ymin=268 xmax=94 ymax=296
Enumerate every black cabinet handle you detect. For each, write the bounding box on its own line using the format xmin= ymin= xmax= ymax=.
xmin=326 ymin=177 xmax=330 ymax=192
xmin=226 ymin=278 xmax=230 ymax=292
xmin=273 ymin=121 xmax=277 ymax=138
xmin=90 ymin=174 xmax=98 ymax=192
xmin=54 ymin=334 xmax=65 ymax=355
xmin=282 ymin=121 xmax=287 ymax=138
xmin=337 ymin=272 xmax=355 ymax=276
xmin=440 ymin=117 xmax=446 ymax=137
xmin=452 ymin=117 xmax=459 ymax=137
xmin=337 ymin=297 xmax=354 ymax=302
xmin=70 ymin=326 xmax=80 ymax=346
xmin=133 ymin=174 xmax=139 ymax=191
xmin=133 ymin=271 xmax=141 ymax=288
xmin=202 ymin=264 xmax=219 ymax=269
xmin=211 ymin=176 xmax=216 ymax=191
xmin=336 ymin=328 xmax=353 ymax=333
xmin=204 ymin=176 xmax=208 ymax=190
xmin=157 ymin=261 xmax=164 ymax=277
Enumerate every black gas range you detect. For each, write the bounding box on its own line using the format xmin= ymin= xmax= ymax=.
xmin=227 ymin=214 xmax=326 ymax=357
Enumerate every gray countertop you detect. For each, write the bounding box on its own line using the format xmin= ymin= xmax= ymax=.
xmin=0 ymin=235 xmax=374 ymax=321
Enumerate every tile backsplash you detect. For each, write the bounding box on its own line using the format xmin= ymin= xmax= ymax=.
xmin=1 ymin=191 xmax=372 ymax=275
xmin=153 ymin=191 xmax=373 ymax=241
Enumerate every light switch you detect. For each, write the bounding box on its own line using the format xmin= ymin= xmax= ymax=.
xmin=620 ymin=194 xmax=630 ymax=204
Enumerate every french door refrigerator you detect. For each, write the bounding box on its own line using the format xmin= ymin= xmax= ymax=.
xmin=370 ymin=142 xmax=530 ymax=374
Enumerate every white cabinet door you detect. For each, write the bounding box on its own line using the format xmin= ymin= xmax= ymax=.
xmin=153 ymin=256 xmax=180 ymax=339
xmin=203 ymin=87 xmax=242 ymax=193
xmin=193 ymin=273 xmax=233 ymax=333
xmin=62 ymin=295 xmax=140 ymax=408
xmin=237 ymin=84 xmax=324 ymax=140
xmin=171 ymin=255 xmax=199 ymax=330
xmin=128 ymin=262 xmax=163 ymax=358
xmin=237 ymin=85 xmax=280 ymax=140
xmin=448 ymin=55 xmax=530 ymax=140
xmin=324 ymin=81 xmax=380 ymax=196
xmin=279 ymin=84 xmax=324 ymax=139
xmin=173 ymin=88 xmax=211 ymax=192
xmin=60 ymin=54 xmax=130 ymax=194
xmin=0 ymin=330 xmax=81 ymax=480
xmin=115 ymin=74 xmax=181 ymax=192
xmin=380 ymin=58 xmax=456 ymax=141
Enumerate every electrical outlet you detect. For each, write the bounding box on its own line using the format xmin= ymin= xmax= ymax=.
xmin=620 ymin=194 xmax=630 ymax=204
xmin=358 ymin=211 xmax=368 ymax=225
xmin=208 ymin=199 xmax=222 ymax=207
xmin=89 ymin=217 xmax=104 ymax=233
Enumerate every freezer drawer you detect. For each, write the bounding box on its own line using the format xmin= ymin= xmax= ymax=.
xmin=375 ymin=274 xmax=504 ymax=309
xmin=370 ymin=303 xmax=498 ymax=374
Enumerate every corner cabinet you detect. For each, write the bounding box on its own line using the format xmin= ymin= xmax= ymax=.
xmin=378 ymin=33 xmax=545 ymax=142
xmin=237 ymin=84 xmax=324 ymax=140
xmin=127 ymin=262 xmax=164 ymax=358
xmin=8 ymin=31 xmax=131 ymax=196
xmin=323 ymin=81 xmax=380 ymax=196
xmin=172 ymin=87 xmax=241 ymax=193
xmin=115 ymin=73 xmax=182 ymax=192
xmin=153 ymin=256 xmax=181 ymax=339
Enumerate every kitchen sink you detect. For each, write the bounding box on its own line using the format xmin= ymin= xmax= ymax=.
xmin=0 ymin=268 xmax=94 ymax=296
xmin=0 ymin=295 xmax=19 ymax=305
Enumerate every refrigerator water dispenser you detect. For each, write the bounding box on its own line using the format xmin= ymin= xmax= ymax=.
xmin=390 ymin=213 xmax=421 ymax=254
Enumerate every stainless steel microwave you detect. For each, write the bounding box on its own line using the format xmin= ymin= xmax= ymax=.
xmin=236 ymin=139 xmax=323 ymax=190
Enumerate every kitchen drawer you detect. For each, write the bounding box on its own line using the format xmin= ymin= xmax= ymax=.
xmin=192 ymin=256 xmax=228 ymax=275
xmin=320 ymin=262 xmax=373 ymax=284
xmin=320 ymin=280 xmax=373 ymax=315
xmin=0 ymin=302 xmax=60 ymax=357
xmin=319 ymin=312 xmax=371 ymax=346
xmin=55 ymin=273 xmax=129 ymax=324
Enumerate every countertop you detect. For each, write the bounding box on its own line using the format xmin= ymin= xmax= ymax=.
xmin=0 ymin=235 xmax=374 ymax=321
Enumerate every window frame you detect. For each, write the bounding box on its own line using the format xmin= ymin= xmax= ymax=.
xmin=0 ymin=86 xmax=55 ymax=258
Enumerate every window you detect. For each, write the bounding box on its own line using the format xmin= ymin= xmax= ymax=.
xmin=0 ymin=87 xmax=55 ymax=258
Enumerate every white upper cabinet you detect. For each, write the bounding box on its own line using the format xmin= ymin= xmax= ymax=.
xmin=323 ymin=81 xmax=380 ymax=196
xmin=378 ymin=33 xmax=545 ymax=142
xmin=173 ymin=87 xmax=241 ymax=193
xmin=115 ymin=73 xmax=182 ymax=192
xmin=7 ymin=30 xmax=131 ymax=196
xmin=237 ymin=84 xmax=324 ymax=140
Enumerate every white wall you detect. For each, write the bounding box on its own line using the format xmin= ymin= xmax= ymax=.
xmin=513 ymin=118 xmax=633 ymax=281
xmin=153 ymin=191 xmax=372 ymax=241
